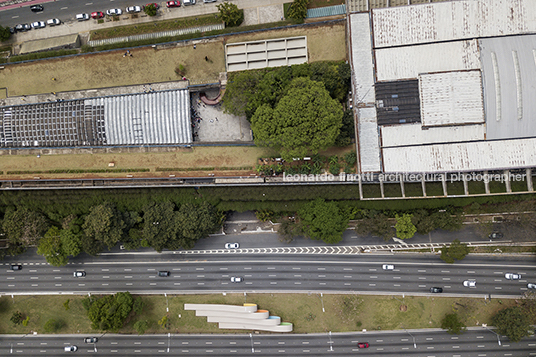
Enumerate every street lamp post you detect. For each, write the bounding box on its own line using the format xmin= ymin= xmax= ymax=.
xmin=482 ymin=324 xmax=501 ymax=346
xmin=165 ymin=293 xmax=169 ymax=313
xmin=249 ymin=333 xmax=255 ymax=353
xmin=404 ymin=329 xmax=417 ymax=348
xmin=167 ymin=332 xmax=171 ymax=352
xmin=320 ymin=293 xmax=325 ymax=313
xmin=328 ymin=331 xmax=334 ymax=352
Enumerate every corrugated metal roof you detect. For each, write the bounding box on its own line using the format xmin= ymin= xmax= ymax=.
xmin=381 ymin=123 xmax=485 ymax=147
xmin=375 ymin=40 xmax=481 ymax=81
xmin=419 ymin=71 xmax=484 ymax=126
xmin=349 ymin=13 xmax=376 ymax=104
xmin=306 ymin=4 xmax=346 ymax=18
xmin=376 ymin=80 xmax=421 ymax=125
xmin=357 ymin=107 xmax=382 ymax=172
xmin=86 ymin=89 xmax=191 ymax=145
xmin=373 ymin=0 xmax=536 ymax=48
xmin=382 ymin=137 xmax=536 ymax=173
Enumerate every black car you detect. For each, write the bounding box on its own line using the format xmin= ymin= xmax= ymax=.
xmin=489 ymin=231 xmax=504 ymax=240
xmin=30 ymin=5 xmax=44 ymax=12
xmin=430 ymin=287 xmax=443 ymax=293
xmin=10 ymin=264 xmax=22 ymax=270
xmin=15 ymin=24 xmax=31 ymax=32
xmin=158 ymin=271 xmax=170 ymax=277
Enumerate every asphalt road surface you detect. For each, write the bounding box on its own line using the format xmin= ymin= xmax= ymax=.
xmin=1 ymin=329 xmax=534 ymax=356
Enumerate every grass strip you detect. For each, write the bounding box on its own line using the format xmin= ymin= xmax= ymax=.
xmin=6 ymin=168 xmax=149 ymax=174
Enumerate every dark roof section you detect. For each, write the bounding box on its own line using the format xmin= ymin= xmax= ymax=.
xmin=375 ymin=80 xmax=421 ymax=126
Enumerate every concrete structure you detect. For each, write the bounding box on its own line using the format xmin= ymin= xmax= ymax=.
xmin=19 ymin=34 xmax=80 ymax=54
xmin=225 ymin=37 xmax=308 ymax=72
xmin=184 ymin=303 xmax=293 ymax=332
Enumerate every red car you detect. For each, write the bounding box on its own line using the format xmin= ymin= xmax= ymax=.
xmin=166 ymin=0 xmax=181 ymax=7
xmin=91 ymin=11 xmax=104 ymax=19
xmin=145 ymin=2 xmax=160 ymax=9
xmin=357 ymin=342 xmax=369 ymax=348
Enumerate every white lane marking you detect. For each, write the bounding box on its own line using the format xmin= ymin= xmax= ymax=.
xmin=292 ymin=267 xmax=301 ymax=270
xmin=442 ymin=277 xmax=451 ymax=280
xmin=317 ymin=267 xmax=326 ymax=270
xmin=441 ymin=270 xmax=450 ymax=273
xmin=102 ymin=276 xmax=109 ymax=279
xmin=467 ymin=270 xmax=476 ymax=273
xmin=495 ymin=287 xmax=503 ymax=290
xmin=219 ymin=267 xmax=228 ymax=270
xmin=102 ymin=269 xmax=109 ymax=272
xmin=102 ymin=283 xmax=108 ymax=286
xmin=369 ymin=276 xmax=377 ymax=279
xmin=12 ymin=15 xmax=19 ymax=19
xmin=418 ymin=270 xmax=426 ymax=272
xmin=124 ymin=269 xmax=132 ymax=271
xmin=269 ymin=275 xmax=277 ymax=277
xmin=54 ymin=277 xmax=62 ymax=279
xmin=196 ymin=268 xmax=204 ymax=271
xmin=86 ymin=2 xmax=93 ymax=5
xmin=30 ymin=277 xmax=39 ymax=280
xmin=55 ymin=284 xmax=62 ymax=287
xmin=125 ymin=276 xmax=132 ymax=278
xmin=294 ymin=282 xmax=301 ymax=285
xmin=60 ymin=7 xmax=68 ymax=10
xmin=29 ymin=270 xmax=37 ymax=272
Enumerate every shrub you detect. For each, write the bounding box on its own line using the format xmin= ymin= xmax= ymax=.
xmin=288 ymin=0 xmax=309 ymax=22
xmin=144 ymin=4 xmax=158 ymax=16
xmin=10 ymin=311 xmax=23 ymax=325
xmin=216 ymin=2 xmax=244 ymax=27
xmin=134 ymin=320 xmax=149 ymax=334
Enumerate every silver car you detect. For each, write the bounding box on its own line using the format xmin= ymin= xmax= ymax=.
xmin=225 ymin=243 xmax=239 ymax=249
xmin=46 ymin=18 xmax=61 ymax=26
xmin=126 ymin=6 xmax=142 ymax=13
xmin=382 ymin=264 xmax=394 ymax=270
xmin=106 ymin=8 xmax=123 ymax=16
xmin=528 ymin=283 xmax=536 ymax=289
xmin=505 ymin=273 xmax=521 ymax=280
xmin=31 ymin=21 xmax=46 ymax=29
xmin=230 ymin=276 xmax=243 ymax=283
xmin=463 ymin=280 xmax=476 ymax=288
xmin=73 ymin=271 xmax=86 ymax=277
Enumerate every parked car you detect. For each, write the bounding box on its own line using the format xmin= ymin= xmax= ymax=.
xmin=126 ymin=6 xmax=142 ymax=13
xmin=106 ymin=8 xmax=123 ymax=16
xmin=430 ymin=287 xmax=443 ymax=293
xmin=145 ymin=3 xmax=160 ymax=9
xmin=84 ymin=337 xmax=98 ymax=343
xmin=382 ymin=264 xmax=394 ymax=270
xmin=64 ymin=345 xmax=78 ymax=352
xmin=31 ymin=21 xmax=46 ymax=29
xmin=91 ymin=12 xmax=104 ymax=19
xmin=30 ymin=5 xmax=44 ymax=12
xmin=158 ymin=271 xmax=170 ymax=277
xmin=230 ymin=276 xmax=243 ymax=283
xmin=76 ymin=13 xmax=90 ymax=21
xmin=357 ymin=342 xmax=369 ymax=348
xmin=183 ymin=0 xmax=196 ymax=5
xmin=489 ymin=231 xmax=504 ymax=240
xmin=46 ymin=18 xmax=61 ymax=26
xmin=166 ymin=1 xmax=181 ymax=7
xmin=15 ymin=24 xmax=31 ymax=32
xmin=528 ymin=283 xmax=536 ymax=289
xmin=73 ymin=271 xmax=86 ymax=277
xmin=463 ymin=280 xmax=476 ymax=287
xmin=225 ymin=243 xmax=239 ymax=249
xmin=10 ymin=264 xmax=22 ymax=270
xmin=505 ymin=273 xmax=521 ymax=280
xmin=203 ymin=0 xmax=217 ymax=2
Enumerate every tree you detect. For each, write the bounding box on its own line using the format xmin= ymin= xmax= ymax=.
xmin=144 ymin=3 xmax=157 ymax=16
xmin=83 ymin=202 xmax=126 ymax=250
xmin=2 ymin=207 xmax=49 ymax=246
xmin=277 ymin=219 xmax=303 ymax=243
xmin=492 ymin=306 xmax=532 ymax=342
xmin=355 ymin=213 xmax=393 ymax=241
xmin=142 ymin=201 xmax=178 ymax=252
xmin=43 ymin=319 xmax=62 ymax=333
xmin=174 ymin=202 xmax=221 ymax=249
xmin=86 ymin=292 xmax=134 ymax=331
xmin=440 ymin=313 xmax=466 ymax=334
xmin=134 ymin=320 xmax=149 ymax=334
xmin=440 ymin=239 xmax=470 ymax=264
xmin=37 ymin=226 xmax=68 ymax=266
xmin=0 ymin=25 xmax=11 ymax=42
xmin=10 ymin=311 xmax=23 ymax=325
xmin=395 ymin=213 xmax=417 ymax=239
xmin=222 ymin=70 xmax=263 ymax=117
xmin=298 ymin=198 xmax=349 ymax=244
xmin=216 ymin=2 xmax=244 ymax=27
xmin=288 ymin=0 xmax=309 ymax=21
xmin=251 ymin=77 xmax=343 ymax=160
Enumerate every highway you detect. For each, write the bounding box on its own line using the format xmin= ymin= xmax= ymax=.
xmin=1 ymin=329 xmax=535 ymax=356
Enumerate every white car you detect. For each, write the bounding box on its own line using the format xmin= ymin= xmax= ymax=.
xmin=230 ymin=276 xmax=243 ymax=283
xmin=463 ymin=280 xmax=476 ymax=288
xmin=106 ymin=8 xmax=123 ymax=16
xmin=203 ymin=0 xmax=217 ymax=2
xmin=528 ymin=283 xmax=536 ymax=289
xmin=46 ymin=18 xmax=61 ymax=26
xmin=31 ymin=21 xmax=46 ymax=29
xmin=382 ymin=264 xmax=394 ymax=270
xmin=225 ymin=243 xmax=239 ymax=249
xmin=126 ymin=6 xmax=142 ymax=13
xmin=73 ymin=271 xmax=86 ymax=277
xmin=76 ymin=13 xmax=90 ymax=21
xmin=64 ymin=345 xmax=78 ymax=352
xmin=505 ymin=273 xmax=521 ymax=280
xmin=183 ymin=0 xmax=196 ymax=5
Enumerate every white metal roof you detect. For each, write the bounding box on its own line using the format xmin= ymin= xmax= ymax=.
xmin=373 ymin=0 xmax=536 ymax=48
xmin=375 ymin=40 xmax=481 ymax=82
xmin=357 ymin=107 xmax=381 ymax=172
xmin=349 ymin=13 xmax=375 ymax=104
xmin=382 ymin=138 xmax=536 ymax=173
xmin=419 ymin=71 xmax=484 ymax=127
xmin=380 ymin=123 xmax=485 ymax=147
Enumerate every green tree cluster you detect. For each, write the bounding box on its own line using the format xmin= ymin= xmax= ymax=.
xmin=2 ymin=206 xmax=49 ymax=247
xmin=216 ymin=2 xmax=243 ymax=27
xmin=84 ymin=292 xmax=134 ymax=331
xmin=10 ymin=311 xmax=23 ymax=325
xmin=440 ymin=313 xmax=466 ymax=334
xmin=288 ymin=0 xmax=309 ymax=21
xmin=411 ymin=209 xmax=463 ymax=235
xmin=440 ymin=239 xmax=470 ymax=263
xmin=355 ymin=212 xmax=393 ymax=241
xmin=298 ymin=198 xmax=349 ymax=244
xmin=492 ymin=306 xmax=532 ymax=342
xmin=0 ymin=25 xmax=11 ymax=42
xmin=134 ymin=320 xmax=149 ymax=334
xmin=144 ymin=4 xmax=158 ymax=16
xmin=394 ymin=213 xmax=417 ymax=239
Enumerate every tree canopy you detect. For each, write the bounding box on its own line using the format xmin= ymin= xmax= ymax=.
xmin=216 ymin=2 xmax=244 ymax=27
xmin=298 ymin=198 xmax=348 ymax=244
xmin=395 ymin=213 xmax=417 ymax=239
xmin=2 ymin=206 xmax=49 ymax=247
xmin=84 ymin=292 xmax=134 ymax=331
xmin=355 ymin=212 xmax=393 ymax=241
xmin=288 ymin=0 xmax=309 ymax=21
xmin=440 ymin=239 xmax=470 ymax=264
xmin=82 ymin=202 xmax=126 ymax=250
xmin=0 ymin=25 xmax=11 ymax=42
xmin=440 ymin=313 xmax=466 ymax=334
xmin=251 ymin=77 xmax=343 ymax=159
xmin=492 ymin=306 xmax=532 ymax=342
xmin=143 ymin=3 xmax=157 ymax=16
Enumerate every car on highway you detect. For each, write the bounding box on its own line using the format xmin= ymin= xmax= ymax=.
xmin=430 ymin=287 xmax=443 ymax=293
xmin=14 ymin=24 xmax=31 ymax=32
xmin=30 ymin=5 xmax=44 ymax=12
xmin=505 ymin=273 xmax=521 ymax=280
xmin=76 ymin=13 xmax=90 ymax=21
xmin=84 ymin=337 xmax=98 ymax=343
xmin=10 ymin=264 xmax=22 ymax=270
xmin=64 ymin=345 xmax=78 ymax=352
xmin=357 ymin=342 xmax=369 ymax=348
xmin=146 ymin=3 xmax=160 ymax=9
xmin=46 ymin=18 xmax=61 ymax=26
xmin=382 ymin=264 xmax=394 ymax=270
xmin=183 ymin=0 xmax=196 ymax=5
xmin=91 ymin=12 xmax=104 ymax=19
xmin=31 ymin=21 xmax=46 ymax=29
xmin=528 ymin=283 xmax=536 ymax=289
xmin=73 ymin=271 xmax=86 ymax=277
xmin=158 ymin=271 xmax=170 ymax=277
xmin=126 ymin=6 xmax=142 ymax=13
xmin=225 ymin=243 xmax=239 ymax=249
xmin=463 ymin=280 xmax=476 ymax=287
xmin=230 ymin=276 xmax=243 ymax=283
xmin=167 ymin=1 xmax=181 ymax=7
xmin=106 ymin=8 xmax=123 ymax=16
xmin=489 ymin=231 xmax=504 ymax=240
